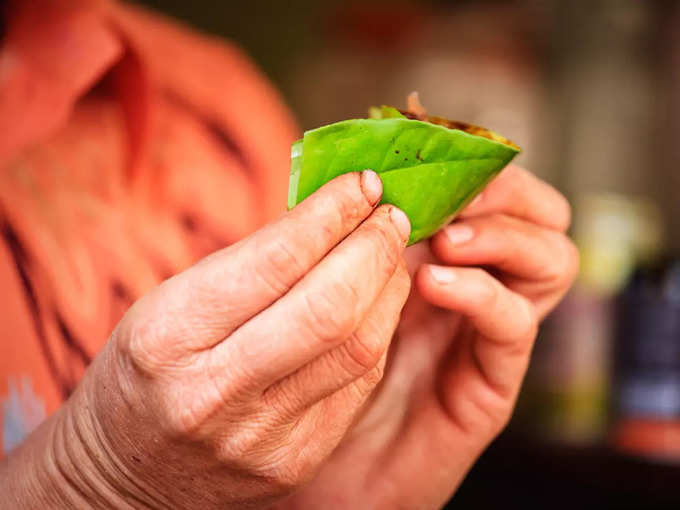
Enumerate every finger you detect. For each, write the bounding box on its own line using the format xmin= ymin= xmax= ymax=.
xmin=415 ymin=265 xmax=537 ymax=391
xmin=129 ymin=170 xmax=384 ymax=349
xmin=460 ymin=165 xmax=571 ymax=232
xmin=262 ymin=263 xmax=411 ymax=417
xmin=210 ymin=204 xmax=411 ymax=394
xmin=430 ymin=214 xmax=579 ymax=285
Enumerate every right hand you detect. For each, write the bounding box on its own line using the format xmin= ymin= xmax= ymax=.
xmin=56 ymin=171 xmax=412 ymax=508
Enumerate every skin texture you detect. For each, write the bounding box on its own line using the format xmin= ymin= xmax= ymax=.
xmin=274 ymin=165 xmax=577 ymax=509
xmin=0 ymin=165 xmax=577 ymax=510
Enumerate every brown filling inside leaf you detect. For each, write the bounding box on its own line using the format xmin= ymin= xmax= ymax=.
xmin=398 ymin=92 xmax=519 ymax=150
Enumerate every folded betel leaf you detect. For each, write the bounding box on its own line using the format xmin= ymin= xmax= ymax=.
xmin=288 ymin=92 xmax=520 ymax=245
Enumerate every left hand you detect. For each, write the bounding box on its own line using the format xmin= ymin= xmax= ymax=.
xmin=275 ymin=165 xmax=579 ymax=509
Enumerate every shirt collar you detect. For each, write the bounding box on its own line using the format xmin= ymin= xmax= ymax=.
xmin=0 ymin=0 xmax=150 ymax=173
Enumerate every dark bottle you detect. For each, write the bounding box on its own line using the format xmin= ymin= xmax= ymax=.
xmin=611 ymin=258 xmax=680 ymax=461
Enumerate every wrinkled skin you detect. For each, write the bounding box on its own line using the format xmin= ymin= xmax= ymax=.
xmin=276 ymin=164 xmax=577 ymax=509
xmin=1 ymin=166 xmax=577 ymax=510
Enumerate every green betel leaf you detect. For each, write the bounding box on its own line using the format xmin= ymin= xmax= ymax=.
xmin=287 ymin=139 xmax=304 ymax=210
xmin=287 ymin=105 xmax=519 ymax=245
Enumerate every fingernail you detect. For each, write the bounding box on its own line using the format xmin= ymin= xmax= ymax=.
xmin=429 ymin=265 xmax=457 ymax=285
xmin=389 ymin=207 xmax=411 ymax=242
xmin=444 ymin=224 xmax=474 ymax=245
xmin=360 ymin=170 xmax=382 ymax=206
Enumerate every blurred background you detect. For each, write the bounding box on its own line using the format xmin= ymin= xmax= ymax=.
xmin=138 ymin=0 xmax=680 ymax=507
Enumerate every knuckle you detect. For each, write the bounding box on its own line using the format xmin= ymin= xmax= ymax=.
xmin=336 ymin=180 xmax=368 ymax=222
xmin=359 ymin=362 xmax=385 ymax=390
xmin=253 ymin=235 xmax=304 ymax=295
xmin=264 ymin=461 xmax=313 ymax=494
xmin=562 ymin=237 xmax=581 ymax=283
xmin=119 ymin=319 xmax=145 ymax=360
xmin=444 ymin=383 xmax=514 ymax=440
xmin=515 ymin=298 xmax=539 ymax=343
xmin=163 ymin=392 xmax=214 ymax=438
xmin=164 ymin=412 xmax=196 ymax=439
xmin=364 ymin=211 xmax=402 ymax=273
xmin=263 ymin=383 xmax=306 ymax=418
xmin=474 ymin=269 xmax=501 ymax=308
xmin=302 ymin=281 xmax=356 ymax=341
xmin=324 ymin=176 xmax=369 ymax=233
xmin=546 ymin=234 xmax=580 ymax=285
xmin=120 ymin=315 xmax=164 ymax=375
xmin=346 ymin=364 xmax=385 ymax=403
xmin=465 ymin=400 xmax=512 ymax=440
xmin=340 ymin=326 xmax=386 ymax=377
xmin=218 ymin=426 xmax=273 ymax=469
xmin=464 ymin=389 xmax=514 ymax=435
xmin=207 ymin=348 xmax=260 ymax=403
xmin=241 ymin=441 xmax=317 ymax=496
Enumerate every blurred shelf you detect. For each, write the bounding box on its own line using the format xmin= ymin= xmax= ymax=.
xmin=447 ymin=430 xmax=680 ymax=509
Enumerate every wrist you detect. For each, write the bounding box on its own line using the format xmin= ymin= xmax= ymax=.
xmin=0 ymin=353 xmax=154 ymax=509
xmin=41 ymin=374 xmax=141 ymax=509
xmin=49 ymin=351 xmax=170 ymax=509
xmin=48 ymin=386 xmax=133 ymax=508
xmin=0 ymin=392 xmax=128 ymax=509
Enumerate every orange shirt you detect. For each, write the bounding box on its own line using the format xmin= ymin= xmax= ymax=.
xmin=0 ymin=0 xmax=298 ymax=455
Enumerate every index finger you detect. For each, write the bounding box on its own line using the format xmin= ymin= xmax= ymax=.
xmin=459 ymin=165 xmax=571 ymax=232
xmin=133 ymin=170 xmax=384 ymax=349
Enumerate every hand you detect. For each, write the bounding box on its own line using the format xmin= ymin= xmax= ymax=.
xmin=1 ymin=171 xmax=413 ymax=509
xmin=279 ymin=165 xmax=579 ymax=509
